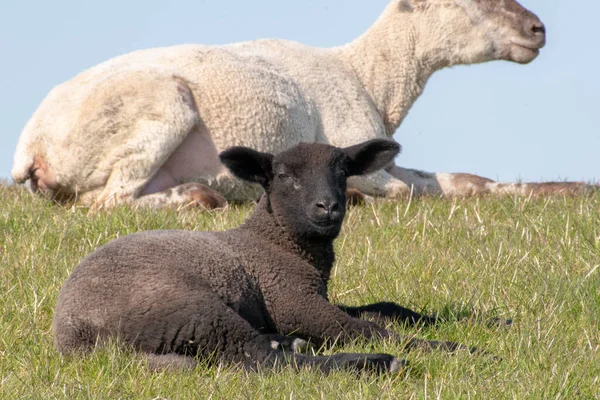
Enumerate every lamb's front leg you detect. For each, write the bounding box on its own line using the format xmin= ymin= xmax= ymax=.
xmin=340 ymin=301 xmax=512 ymax=328
xmin=274 ymin=294 xmax=471 ymax=354
xmin=388 ymin=165 xmax=596 ymax=197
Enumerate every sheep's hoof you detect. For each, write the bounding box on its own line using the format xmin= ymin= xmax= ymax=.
xmin=346 ymin=188 xmax=373 ymax=206
xmin=390 ymin=357 xmax=409 ymax=374
xmin=291 ymin=338 xmax=311 ymax=353
xmin=182 ymin=183 xmax=227 ymax=209
xmin=268 ymin=335 xmax=312 ymax=354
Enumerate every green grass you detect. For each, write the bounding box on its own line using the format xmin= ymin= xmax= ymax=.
xmin=1 ymin=183 xmax=598 ymax=399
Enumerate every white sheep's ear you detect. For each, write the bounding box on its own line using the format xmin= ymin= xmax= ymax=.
xmin=219 ymin=147 xmax=274 ymax=188
xmin=342 ymin=139 xmax=401 ymax=177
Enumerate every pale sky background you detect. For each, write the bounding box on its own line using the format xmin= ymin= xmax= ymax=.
xmin=0 ymin=1 xmax=598 ymax=183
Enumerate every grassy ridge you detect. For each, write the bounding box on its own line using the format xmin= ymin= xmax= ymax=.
xmin=1 ymin=184 xmax=598 ymax=399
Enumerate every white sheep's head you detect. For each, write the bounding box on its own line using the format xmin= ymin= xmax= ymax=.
xmin=394 ymin=0 xmax=546 ymax=66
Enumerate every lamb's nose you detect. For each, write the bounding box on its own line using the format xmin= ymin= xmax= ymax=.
xmin=315 ymin=200 xmax=340 ymax=217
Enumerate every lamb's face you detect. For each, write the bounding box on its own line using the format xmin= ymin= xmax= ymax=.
xmin=269 ymin=144 xmax=349 ymax=240
xmin=219 ymin=140 xmax=401 ymax=241
xmin=398 ymin=0 xmax=545 ymax=65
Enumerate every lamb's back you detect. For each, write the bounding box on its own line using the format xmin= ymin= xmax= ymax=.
xmin=55 ymin=230 xmax=266 ymax=335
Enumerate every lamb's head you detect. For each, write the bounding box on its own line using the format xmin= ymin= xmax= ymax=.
xmin=220 ymin=139 xmax=400 ymax=240
xmin=391 ymin=0 xmax=545 ymax=66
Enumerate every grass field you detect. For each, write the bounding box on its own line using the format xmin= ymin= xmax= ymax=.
xmin=1 ymin=183 xmax=598 ymax=399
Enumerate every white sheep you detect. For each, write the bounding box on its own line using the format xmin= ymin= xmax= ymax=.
xmin=12 ymin=0 xmax=592 ymax=209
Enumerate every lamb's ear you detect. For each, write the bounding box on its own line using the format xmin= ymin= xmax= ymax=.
xmin=342 ymin=139 xmax=401 ymax=176
xmin=219 ymin=147 xmax=274 ymax=188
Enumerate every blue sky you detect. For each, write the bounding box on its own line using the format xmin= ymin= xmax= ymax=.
xmin=1 ymin=1 xmax=598 ymax=183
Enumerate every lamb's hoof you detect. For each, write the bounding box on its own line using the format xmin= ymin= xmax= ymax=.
xmin=389 ymin=357 xmax=409 ymax=374
xmin=291 ymin=338 xmax=311 ymax=353
xmin=269 ymin=336 xmax=312 ymax=354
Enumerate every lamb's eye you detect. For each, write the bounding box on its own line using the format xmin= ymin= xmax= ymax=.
xmin=278 ymin=173 xmax=290 ymax=180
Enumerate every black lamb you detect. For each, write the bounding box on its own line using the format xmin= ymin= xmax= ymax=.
xmin=53 ymin=139 xmax=471 ymax=374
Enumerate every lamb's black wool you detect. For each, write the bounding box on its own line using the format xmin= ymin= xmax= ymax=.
xmin=53 ymin=139 xmax=470 ymax=374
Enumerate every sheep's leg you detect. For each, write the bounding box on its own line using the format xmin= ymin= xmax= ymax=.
xmin=347 ymin=169 xmax=411 ymax=198
xmin=272 ymin=294 xmax=476 ymax=355
xmin=388 ymin=165 xmax=597 ymax=197
xmin=339 ymin=302 xmax=436 ymax=326
xmin=91 ymin=124 xmax=224 ymax=210
xmin=288 ymin=353 xmax=406 ymax=374
xmin=126 ymin=183 xmax=226 ymax=210
xmin=126 ymin=289 xmax=402 ymax=374
xmin=245 ymin=337 xmax=405 ymax=374
xmin=145 ymin=331 xmax=404 ymax=374
xmin=90 ymin=129 xmax=228 ymax=210
xmin=247 ymin=347 xmax=405 ymax=374
xmin=87 ymin=75 xmax=229 ymax=210
xmin=253 ymin=335 xmax=405 ymax=372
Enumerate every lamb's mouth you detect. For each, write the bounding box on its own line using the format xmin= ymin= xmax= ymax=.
xmin=309 ymin=218 xmax=340 ymax=229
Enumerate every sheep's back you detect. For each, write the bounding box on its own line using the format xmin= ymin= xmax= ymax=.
xmin=53 ymin=230 xmax=270 ymax=349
